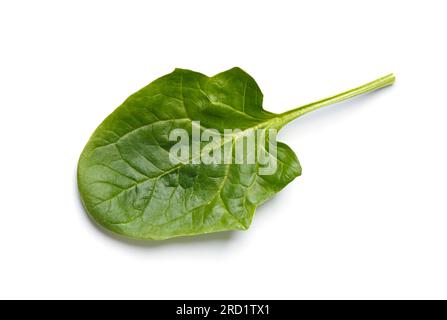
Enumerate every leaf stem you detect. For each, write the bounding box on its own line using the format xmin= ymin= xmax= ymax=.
xmin=279 ymin=73 xmax=395 ymax=125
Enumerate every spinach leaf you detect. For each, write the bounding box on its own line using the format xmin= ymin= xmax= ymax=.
xmin=77 ymin=68 xmax=394 ymax=240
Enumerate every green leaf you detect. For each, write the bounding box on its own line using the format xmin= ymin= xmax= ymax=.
xmin=77 ymin=67 xmax=394 ymax=240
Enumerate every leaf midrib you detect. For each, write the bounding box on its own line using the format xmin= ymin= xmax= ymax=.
xmin=90 ymin=114 xmax=283 ymax=210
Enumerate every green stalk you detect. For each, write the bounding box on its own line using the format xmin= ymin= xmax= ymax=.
xmin=279 ymin=73 xmax=395 ymax=125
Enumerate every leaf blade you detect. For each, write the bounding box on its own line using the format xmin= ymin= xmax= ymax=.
xmin=78 ymin=67 xmax=301 ymax=240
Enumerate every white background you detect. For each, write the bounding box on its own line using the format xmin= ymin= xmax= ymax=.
xmin=1 ymin=0 xmax=446 ymax=299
